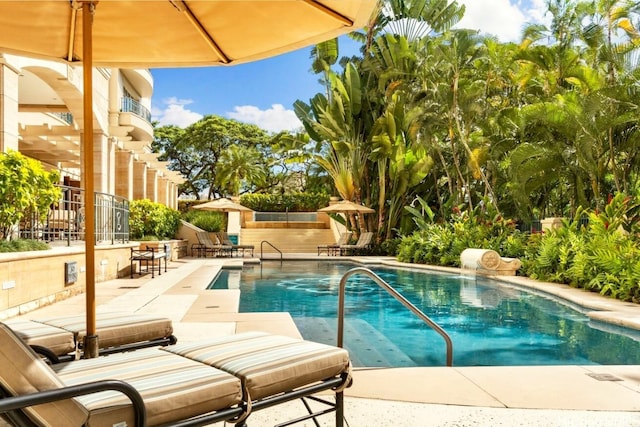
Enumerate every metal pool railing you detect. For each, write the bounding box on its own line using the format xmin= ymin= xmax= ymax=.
xmin=337 ymin=267 xmax=454 ymax=367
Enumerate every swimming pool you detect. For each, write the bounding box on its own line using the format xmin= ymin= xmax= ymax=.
xmin=209 ymin=261 xmax=640 ymax=367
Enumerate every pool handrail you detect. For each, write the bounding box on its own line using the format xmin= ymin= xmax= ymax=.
xmin=260 ymin=240 xmax=283 ymax=262
xmin=337 ymin=267 xmax=454 ymax=367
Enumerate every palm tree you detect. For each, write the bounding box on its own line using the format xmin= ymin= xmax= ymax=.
xmin=215 ymin=145 xmax=266 ymax=197
xmin=412 ymin=30 xmax=499 ymax=212
xmin=295 ymin=62 xmax=374 ymax=233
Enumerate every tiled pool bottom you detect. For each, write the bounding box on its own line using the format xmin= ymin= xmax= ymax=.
xmin=7 ymin=256 xmax=640 ymax=420
xmin=210 ymin=261 xmax=640 ymax=367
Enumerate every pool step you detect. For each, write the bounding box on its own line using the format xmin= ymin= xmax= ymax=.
xmin=295 ymin=317 xmax=416 ymax=367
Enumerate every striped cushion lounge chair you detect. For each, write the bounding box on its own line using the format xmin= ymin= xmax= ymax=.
xmin=196 ymin=231 xmax=232 ymax=257
xmin=5 ymin=312 xmax=176 ymax=363
xmin=339 ymin=231 xmax=374 ymax=255
xmin=0 ymin=324 xmax=352 ymax=427
xmin=318 ymin=231 xmax=352 ymax=256
xmin=216 ymin=232 xmax=254 ymax=257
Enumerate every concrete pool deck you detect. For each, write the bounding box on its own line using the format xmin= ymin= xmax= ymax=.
xmin=8 ymin=256 xmax=640 ymax=426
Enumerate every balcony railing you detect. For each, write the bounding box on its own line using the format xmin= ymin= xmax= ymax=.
xmin=51 ymin=112 xmax=74 ymax=125
xmin=121 ymin=97 xmax=151 ymax=122
xmin=18 ymin=184 xmax=129 ymax=246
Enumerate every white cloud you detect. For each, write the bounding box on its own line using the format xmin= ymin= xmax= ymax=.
xmin=152 ymin=97 xmax=203 ymax=128
xmin=456 ymin=0 xmax=548 ymax=42
xmin=226 ymin=104 xmax=303 ymax=133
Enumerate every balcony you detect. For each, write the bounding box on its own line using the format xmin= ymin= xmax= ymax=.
xmin=19 ymin=184 xmax=130 ymax=246
xmin=121 ymin=97 xmax=151 ymax=122
xmin=119 ymin=97 xmax=153 ymax=141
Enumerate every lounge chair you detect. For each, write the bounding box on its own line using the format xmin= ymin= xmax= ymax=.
xmin=0 ymin=324 xmax=352 ymax=427
xmin=217 ymin=231 xmax=255 ymax=257
xmin=339 ymin=231 xmax=374 ymax=255
xmin=5 ymin=312 xmax=176 ymax=364
xmin=195 ymin=231 xmax=232 ymax=257
xmin=318 ymin=231 xmax=353 ymax=256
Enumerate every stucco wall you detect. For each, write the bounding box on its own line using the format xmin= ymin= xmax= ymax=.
xmin=0 ymin=244 xmax=135 ymax=319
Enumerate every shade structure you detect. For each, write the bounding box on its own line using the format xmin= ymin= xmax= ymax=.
xmin=193 ymin=198 xmax=253 ymax=212
xmin=0 ymin=0 xmax=376 ymax=356
xmin=318 ymin=200 xmax=375 ymax=214
xmin=0 ymin=1 xmax=376 ymax=67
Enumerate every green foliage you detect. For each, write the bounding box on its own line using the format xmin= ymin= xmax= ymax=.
xmin=0 ymin=150 xmax=61 ymax=239
xmin=380 ymin=237 xmax=402 ymax=256
xmin=399 ymin=198 xmax=529 ymax=266
xmin=522 ymin=194 xmax=640 ymax=302
xmin=182 ymin=210 xmax=224 ymax=232
xmin=129 ymin=199 xmax=181 ymax=240
xmin=399 ymin=193 xmax=640 ymax=302
xmin=152 ymin=116 xmax=271 ymax=199
xmin=0 ymin=239 xmax=49 ymax=253
xmin=240 ymin=193 xmax=330 ymax=212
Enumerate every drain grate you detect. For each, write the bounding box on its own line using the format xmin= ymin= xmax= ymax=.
xmin=587 ymin=373 xmax=623 ymax=381
xmin=119 ymin=286 xmax=140 ymax=289
xmin=206 ymin=305 xmax=220 ymax=309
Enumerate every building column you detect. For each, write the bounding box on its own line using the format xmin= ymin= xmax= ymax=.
xmin=91 ymin=132 xmax=110 ymax=194
xmin=168 ymin=182 xmax=177 ymax=209
xmin=0 ymin=62 xmax=19 ymax=152
xmin=157 ymin=176 xmax=169 ymax=206
xmin=132 ymin=160 xmax=147 ymax=200
xmin=115 ymin=150 xmax=134 ymax=200
xmin=146 ymin=168 xmax=158 ymax=203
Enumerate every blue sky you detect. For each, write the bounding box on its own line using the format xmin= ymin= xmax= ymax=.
xmin=150 ymin=0 xmax=547 ymax=133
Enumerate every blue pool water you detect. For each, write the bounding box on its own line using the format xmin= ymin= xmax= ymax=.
xmin=209 ymin=261 xmax=640 ymax=367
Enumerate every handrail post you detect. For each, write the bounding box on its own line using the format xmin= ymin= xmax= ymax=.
xmin=260 ymin=240 xmax=283 ymax=263
xmin=337 ymin=267 xmax=454 ymax=367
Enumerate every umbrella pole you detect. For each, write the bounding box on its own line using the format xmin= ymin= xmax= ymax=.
xmin=82 ymin=1 xmax=98 ymax=358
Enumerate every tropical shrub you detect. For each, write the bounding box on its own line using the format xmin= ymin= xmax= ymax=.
xmin=0 ymin=150 xmax=61 ymax=239
xmin=240 ymin=192 xmax=330 ymax=212
xmin=0 ymin=239 xmax=49 ymax=253
xmin=398 ymin=197 xmax=529 ymax=266
xmin=182 ymin=209 xmax=224 ymax=232
xmin=522 ymin=194 xmax=640 ymax=302
xmin=129 ymin=199 xmax=181 ymax=240
xmin=380 ymin=237 xmax=402 ymax=256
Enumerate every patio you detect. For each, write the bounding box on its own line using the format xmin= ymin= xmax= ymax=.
xmin=4 ymin=255 xmax=640 ymax=426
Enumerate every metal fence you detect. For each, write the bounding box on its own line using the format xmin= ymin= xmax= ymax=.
xmin=95 ymin=191 xmax=130 ymax=244
xmin=18 ymin=184 xmax=129 ymax=246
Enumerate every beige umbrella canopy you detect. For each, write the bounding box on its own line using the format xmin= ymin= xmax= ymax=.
xmin=193 ymin=198 xmax=253 ymax=212
xmin=319 ymin=200 xmax=375 ymax=234
xmin=0 ymin=1 xmax=376 ymax=67
xmin=318 ymin=200 xmax=375 ymax=214
xmin=0 ymin=0 xmax=376 ymax=356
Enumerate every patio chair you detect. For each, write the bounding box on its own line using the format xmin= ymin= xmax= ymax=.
xmin=195 ymin=231 xmax=232 ymax=257
xmin=339 ymin=231 xmax=374 ymax=255
xmin=130 ymin=243 xmax=169 ymax=278
xmin=318 ymin=231 xmax=353 ymax=256
xmin=216 ymin=231 xmax=255 ymax=257
xmin=0 ymin=324 xmax=352 ymax=427
xmin=5 ymin=312 xmax=177 ymax=364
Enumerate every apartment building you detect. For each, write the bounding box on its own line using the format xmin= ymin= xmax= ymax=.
xmin=0 ymin=53 xmax=182 ymax=209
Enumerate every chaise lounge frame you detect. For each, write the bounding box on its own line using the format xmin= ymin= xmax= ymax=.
xmin=5 ymin=312 xmax=177 ymax=364
xmin=318 ymin=231 xmax=352 ymax=256
xmin=195 ymin=231 xmax=232 ymax=258
xmin=216 ymin=231 xmax=255 ymax=257
xmin=0 ymin=325 xmax=351 ymax=427
xmin=339 ymin=231 xmax=374 ymax=255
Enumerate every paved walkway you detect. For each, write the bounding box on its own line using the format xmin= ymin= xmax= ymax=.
xmin=10 ymin=256 xmax=640 ymax=426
